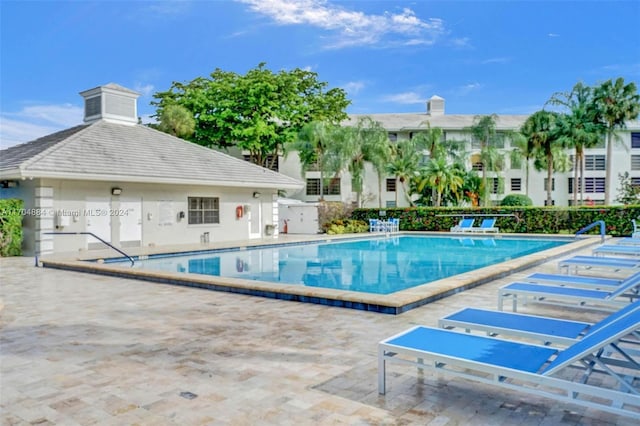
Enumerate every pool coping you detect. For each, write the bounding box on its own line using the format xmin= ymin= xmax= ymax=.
xmin=39 ymin=232 xmax=603 ymax=314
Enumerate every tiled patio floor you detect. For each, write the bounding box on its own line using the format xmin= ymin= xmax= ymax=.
xmin=1 ymin=245 xmax=637 ymax=425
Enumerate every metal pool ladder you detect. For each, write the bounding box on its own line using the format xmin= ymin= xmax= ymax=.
xmin=41 ymin=231 xmax=135 ymax=267
xmin=575 ymin=220 xmax=606 ymax=243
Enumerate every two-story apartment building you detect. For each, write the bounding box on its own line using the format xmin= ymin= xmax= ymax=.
xmin=279 ymin=96 xmax=640 ymax=207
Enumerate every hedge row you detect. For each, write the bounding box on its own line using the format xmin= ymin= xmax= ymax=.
xmin=0 ymin=199 xmax=23 ymax=256
xmin=351 ymin=205 xmax=640 ymax=237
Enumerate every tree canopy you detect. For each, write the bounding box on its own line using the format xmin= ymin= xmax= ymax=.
xmin=152 ymin=63 xmax=350 ymax=168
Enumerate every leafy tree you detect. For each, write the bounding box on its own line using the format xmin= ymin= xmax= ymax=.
xmin=509 ymin=132 xmax=535 ymax=196
xmin=521 ymin=110 xmax=564 ymax=206
xmin=157 ymin=104 xmax=196 ymax=138
xmin=592 ymin=78 xmax=640 ymax=204
xmin=152 ymin=63 xmax=350 ymax=168
xmin=547 ymin=82 xmax=604 ymax=206
xmin=414 ymin=158 xmax=464 ymax=207
xmin=466 ymin=114 xmax=501 ymax=207
xmin=616 ymin=172 xmax=640 ymax=205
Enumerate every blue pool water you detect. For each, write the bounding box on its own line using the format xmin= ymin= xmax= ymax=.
xmin=125 ymin=236 xmax=569 ymax=295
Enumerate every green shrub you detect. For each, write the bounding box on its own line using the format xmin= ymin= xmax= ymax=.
xmin=325 ymin=219 xmax=368 ymax=235
xmin=501 ymin=194 xmax=533 ymax=206
xmin=351 ymin=205 xmax=640 ymax=237
xmin=0 ymin=199 xmax=23 ymax=256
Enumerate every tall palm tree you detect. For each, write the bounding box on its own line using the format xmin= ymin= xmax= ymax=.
xmin=422 ymin=158 xmax=464 ymax=207
xmin=467 ymin=114 xmax=500 ymax=206
xmin=286 ymin=121 xmax=336 ymax=200
xmin=592 ymin=78 xmax=640 ymax=204
xmin=508 ymin=132 xmax=534 ymax=196
xmin=521 ymin=110 xmax=563 ymax=206
xmin=411 ymin=122 xmax=444 ymax=160
xmin=328 ymin=117 xmax=391 ymax=207
xmin=386 ymin=139 xmax=421 ymax=206
xmin=547 ymin=82 xmax=604 ymax=205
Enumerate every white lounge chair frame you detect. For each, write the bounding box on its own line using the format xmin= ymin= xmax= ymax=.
xmin=379 ymin=315 xmax=640 ymax=419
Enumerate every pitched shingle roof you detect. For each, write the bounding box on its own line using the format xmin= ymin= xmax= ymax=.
xmin=0 ymin=120 xmax=303 ymax=189
xmin=345 ymin=113 xmax=530 ymax=131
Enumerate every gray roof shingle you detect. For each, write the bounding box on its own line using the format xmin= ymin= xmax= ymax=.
xmin=0 ymin=120 xmax=303 ymax=189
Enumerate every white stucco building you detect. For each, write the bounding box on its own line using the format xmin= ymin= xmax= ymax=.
xmin=0 ymin=84 xmax=303 ymax=256
xmin=280 ymin=96 xmax=640 ymax=208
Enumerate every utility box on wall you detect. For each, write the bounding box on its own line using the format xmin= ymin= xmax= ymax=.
xmin=278 ymin=199 xmax=321 ymax=234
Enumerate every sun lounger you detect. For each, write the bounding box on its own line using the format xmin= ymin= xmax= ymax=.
xmin=594 ymin=244 xmax=640 ymax=257
xmin=525 ymin=271 xmax=640 ymax=290
xmin=498 ymin=275 xmax=640 ymax=311
xmin=379 ymin=310 xmax=640 ymax=419
xmin=616 ymin=237 xmax=640 ymax=246
xmin=469 ymin=218 xmax=499 ymax=233
xmin=558 ymin=255 xmax=640 ymax=274
xmin=438 ymin=299 xmax=640 ymax=345
xmin=450 ymin=218 xmax=474 ymax=232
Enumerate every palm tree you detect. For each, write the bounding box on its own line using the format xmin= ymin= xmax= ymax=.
xmin=286 ymin=121 xmax=336 ymax=200
xmin=411 ymin=122 xmax=444 ymax=160
xmin=508 ymin=132 xmax=535 ymax=196
xmin=386 ymin=139 xmax=421 ymax=206
xmin=592 ymin=78 xmax=640 ymax=204
xmin=547 ymin=82 xmax=604 ymax=205
xmin=328 ymin=117 xmax=391 ymax=207
xmin=467 ymin=114 xmax=500 ymax=206
xmin=158 ymin=104 xmax=196 ymax=138
xmin=521 ymin=110 xmax=564 ymax=206
xmin=422 ymin=158 xmax=464 ymax=207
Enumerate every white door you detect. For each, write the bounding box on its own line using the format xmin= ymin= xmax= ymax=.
xmin=86 ymin=198 xmax=111 ymax=249
xmin=248 ymin=199 xmax=262 ymax=239
xmin=119 ymin=198 xmax=142 ymax=247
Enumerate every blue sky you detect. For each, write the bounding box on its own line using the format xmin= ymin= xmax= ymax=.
xmin=1 ymin=0 xmax=639 ymax=149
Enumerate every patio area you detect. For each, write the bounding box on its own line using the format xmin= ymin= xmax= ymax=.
xmin=0 ymin=244 xmax=636 ymax=425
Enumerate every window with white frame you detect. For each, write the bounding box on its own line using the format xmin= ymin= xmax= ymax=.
xmin=632 ymin=132 xmax=640 ymax=149
xmin=631 ymin=155 xmax=640 ymax=171
xmin=568 ymin=177 xmax=605 ymax=193
xmin=584 ymin=155 xmax=605 ymax=171
xmin=188 ymin=197 xmax=220 ymax=225
xmin=386 ymin=178 xmax=396 ymax=192
xmin=543 ymin=178 xmax=555 ymax=191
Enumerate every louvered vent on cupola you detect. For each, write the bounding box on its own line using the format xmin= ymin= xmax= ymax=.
xmin=79 ymin=83 xmax=140 ymax=125
xmin=427 ymin=95 xmax=445 ymax=116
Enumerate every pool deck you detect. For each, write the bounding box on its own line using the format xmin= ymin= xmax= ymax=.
xmin=1 ymin=235 xmax=637 ymax=425
xmin=37 ymin=232 xmax=599 ymax=314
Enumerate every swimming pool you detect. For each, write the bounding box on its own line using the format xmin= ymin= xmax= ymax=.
xmin=128 ymin=236 xmax=568 ymax=294
xmin=40 ymin=233 xmax=597 ymax=314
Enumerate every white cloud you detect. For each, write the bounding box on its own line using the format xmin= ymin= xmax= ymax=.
xmin=548 ymin=33 xmax=560 ymax=37
xmin=342 ymin=80 xmax=365 ymax=94
xmin=134 ymin=83 xmax=155 ymax=97
xmin=455 ymin=82 xmax=482 ymax=96
xmin=0 ymin=103 xmax=83 ymax=150
xmin=238 ymin=0 xmax=445 ymax=48
xmin=481 ymin=57 xmax=510 ymax=65
xmin=381 ymin=91 xmax=425 ymax=105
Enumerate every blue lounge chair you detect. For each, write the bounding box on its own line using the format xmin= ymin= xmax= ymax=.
xmin=469 ymin=218 xmax=499 ymax=233
xmin=594 ymin=244 xmax=640 ymax=257
xmin=498 ymin=274 xmax=640 ymax=311
xmin=525 ymin=270 xmax=640 ymax=290
xmin=450 ymin=218 xmax=474 ymax=232
xmin=616 ymin=237 xmax=640 ymax=246
xmin=379 ymin=311 xmax=640 ymax=419
xmin=438 ymin=299 xmax=640 ymax=345
xmin=558 ymin=255 xmax=640 ymax=274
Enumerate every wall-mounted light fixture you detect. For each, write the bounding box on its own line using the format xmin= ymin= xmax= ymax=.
xmin=178 ymin=211 xmax=185 ymax=220
xmin=111 ymin=187 xmax=123 ymax=196
xmin=252 ymin=191 xmax=261 ymax=199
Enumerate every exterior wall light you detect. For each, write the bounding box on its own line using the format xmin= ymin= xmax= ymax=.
xmin=253 ymin=191 xmax=261 ymax=199
xmin=111 ymin=187 xmax=122 ymax=196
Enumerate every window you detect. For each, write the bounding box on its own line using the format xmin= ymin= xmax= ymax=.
xmin=306 ymin=178 xmax=341 ymax=196
xmin=510 ymin=178 xmax=522 ymax=191
xmin=543 ymin=178 xmax=555 ymax=191
xmin=632 ymin=155 xmax=640 ymax=171
xmin=568 ymin=177 xmax=605 ymax=193
xmin=188 ymin=197 xmax=219 ymax=225
xmin=491 ymin=178 xmax=501 ymax=194
xmin=584 ymin=155 xmax=605 ymax=171
xmin=632 ymin=132 xmax=640 ymax=149
xmin=386 ymin=178 xmax=396 ymax=192
xmin=388 ymin=132 xmax=398 ymax=142
xmin=632 ymin=177 xmax=640 ymax=187
xmin=385 ymin=201 xmax=396 ymax=207
xmin=544 ymin=199 xmax=555 ymax=206
xmin=510 ymin=156 xmax=522 ymax=170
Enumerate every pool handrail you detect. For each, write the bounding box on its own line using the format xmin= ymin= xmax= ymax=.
xmin=575 ymin=220 xmax=606 ymax=243
xmin=43 ymin=231 xmax=135 ymax=267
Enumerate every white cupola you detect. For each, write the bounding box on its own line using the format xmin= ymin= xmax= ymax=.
xmin=427 ymin=95 xmax=445 ymax=116
xmin=79 ymin=83 xmax=140 ymax=125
